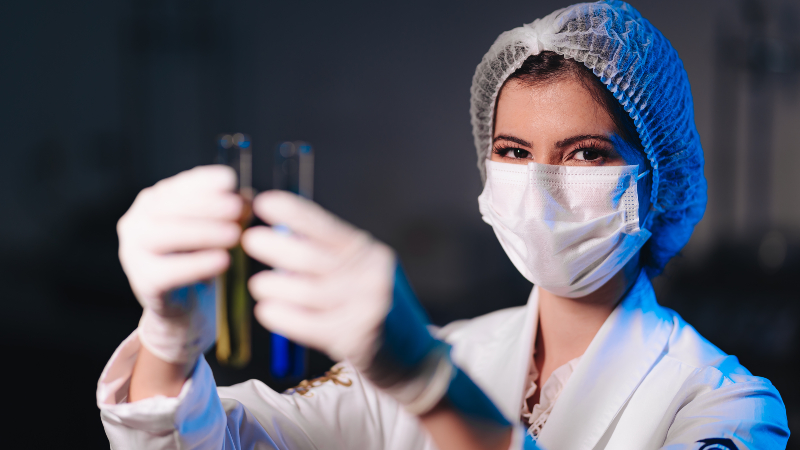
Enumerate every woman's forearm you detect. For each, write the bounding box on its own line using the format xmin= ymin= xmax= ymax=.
xmin=128 ymin=345 xmax=194 ymax=402
xmin=420 ymin=402 xmax=513 ymax=450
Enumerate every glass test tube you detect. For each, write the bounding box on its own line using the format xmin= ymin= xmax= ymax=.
xmin=270 ymin=141 xmax=314 ymax=379
xmin=216 ymin=133 xmax=253 ymax=368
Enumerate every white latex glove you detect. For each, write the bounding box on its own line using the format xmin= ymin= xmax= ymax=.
xmin=242 ymin=190 xmax=395 ymax=368
xmin=117 ymin=165 xmax=243 ymax=363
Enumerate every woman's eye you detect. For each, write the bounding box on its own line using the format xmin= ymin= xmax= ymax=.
xmin=507 ymin=148 xmax=531 ymax=159
xmin=574 ymin=149 xmax=601 ymax=161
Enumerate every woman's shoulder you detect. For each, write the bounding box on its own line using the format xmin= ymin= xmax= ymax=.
xmin=627 ymin=305 xmax=788 ymax=446
xmin=659 ymin=306 xmax=768 ymax=384
xmin=658 ymin=316 xmax=789 ymax=447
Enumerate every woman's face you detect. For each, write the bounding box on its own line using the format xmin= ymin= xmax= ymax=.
xmin=491 ymin=77 xmax=628 ymax=167
xmin=490 ymin=75 xmax=650 ymax=298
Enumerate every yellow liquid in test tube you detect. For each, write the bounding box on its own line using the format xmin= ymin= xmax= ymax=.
xmin=216 ymin=133 xmax=253 ymax=368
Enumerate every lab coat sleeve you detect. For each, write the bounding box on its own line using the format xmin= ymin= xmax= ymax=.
xmin=97 ymin=330 xmax=429 ymax=450
xmin=660 ymin=367 xmax=789 ymax=450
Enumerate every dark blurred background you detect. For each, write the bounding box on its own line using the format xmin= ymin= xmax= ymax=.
xmin=1 ymin=0 xmax=798 ymax=447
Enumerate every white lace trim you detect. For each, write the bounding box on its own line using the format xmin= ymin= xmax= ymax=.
xmin=520 ymin=351 xmax=582 ymax=439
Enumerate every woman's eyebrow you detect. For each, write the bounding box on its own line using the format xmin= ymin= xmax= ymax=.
xmin=555 ymin=134 xmax=612 ymax=149
xmin=493 ymin=135 xmax=531 ymax=147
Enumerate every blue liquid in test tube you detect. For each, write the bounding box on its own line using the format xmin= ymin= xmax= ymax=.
xmin=270 ymin=142 xmax=314 ymax=379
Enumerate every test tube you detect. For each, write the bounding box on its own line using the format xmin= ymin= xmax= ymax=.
xmin=215 ymin=133 xmax=253 ymax=368
xmin=270 ymin=141 xmax=314 ymax=379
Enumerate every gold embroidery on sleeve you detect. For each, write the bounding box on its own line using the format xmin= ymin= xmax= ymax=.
xmin=284 ymin=364 xmax=353 ymax=397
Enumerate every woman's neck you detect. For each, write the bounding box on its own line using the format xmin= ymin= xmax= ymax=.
xmin=533 ymin=257 xmax=642 ymax=391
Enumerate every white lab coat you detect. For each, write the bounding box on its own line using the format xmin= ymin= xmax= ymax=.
xmin=97 ymin=271 xmax=789 ymax=449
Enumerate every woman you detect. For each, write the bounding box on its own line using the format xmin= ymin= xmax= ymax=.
xmin=97 ymin=2 xmax=789 ymax=449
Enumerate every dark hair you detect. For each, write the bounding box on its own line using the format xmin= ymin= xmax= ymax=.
xmin=502 ymin=51 xmax=656 ymax=270
xmin=503 ymin=51 xmax=642 ymax=149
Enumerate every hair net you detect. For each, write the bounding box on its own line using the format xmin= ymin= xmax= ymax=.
xmin=470 ymin=0 xmax=707 ymax=276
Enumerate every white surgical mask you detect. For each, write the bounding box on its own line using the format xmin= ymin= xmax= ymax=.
xmin=478 ymin=160 xmax=652 ymax=298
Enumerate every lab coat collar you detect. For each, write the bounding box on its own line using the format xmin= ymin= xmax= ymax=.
xmin=536 ymin=270 xmax=674 ymax=450
xmin=493 ymin=287 xmax=540 ymax=421
xmin=451 ymin=286 xmax=540 ymax=422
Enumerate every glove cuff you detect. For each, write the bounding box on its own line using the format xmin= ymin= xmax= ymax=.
xmin=138 ymin=283 xmax=217 ymax=364
xmin=391 ymin=348 xmax=455 ymax=415
xmin=361 ymin=262 xmax=509 ymax=426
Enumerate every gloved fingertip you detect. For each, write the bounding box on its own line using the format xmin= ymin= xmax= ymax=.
xmin=207 ymin=248 xmax=231 ymax=270
xmin=240 ymin=225 xmax=269 ymax=251
xmin=253 ymin=301 xmax=277 ymax=329
xmin=221 ymin=223 xmax=242 ymax=245
xmin=193 ymin=164 xmax=237 ymax=191
xmin=252 ymin=190 xmax=303 ymax=221
xmin=247 ymin=270 xmax=270 ymax=298
xmin=220 ymin=194 xmax=246 ymax=220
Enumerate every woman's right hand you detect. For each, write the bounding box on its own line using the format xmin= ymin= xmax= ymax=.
xmin=118 ymin=165 xmax=243 ymax=364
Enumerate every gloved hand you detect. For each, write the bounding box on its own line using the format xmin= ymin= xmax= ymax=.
xmin=243 ymin=191 xmax=509 ymax=423
xmin=117 ymin=165 xmax=243 ymax=363
xmin=241 ymin=190 xmax=394 ymax=368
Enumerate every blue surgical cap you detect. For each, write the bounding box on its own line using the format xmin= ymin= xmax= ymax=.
xmin=470 ymin=0 xmax=707 ymax=276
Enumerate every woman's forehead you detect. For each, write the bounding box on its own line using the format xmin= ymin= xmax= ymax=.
xmin=493 ymin=78 xmax=616 ymax=143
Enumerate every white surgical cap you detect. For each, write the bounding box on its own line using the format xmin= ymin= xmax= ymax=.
xmin=470 ymin=0 xmax=707 ymax=276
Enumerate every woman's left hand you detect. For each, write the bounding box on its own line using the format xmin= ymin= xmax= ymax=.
xmin=242 ymin=190 xmax=396 ymax=365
